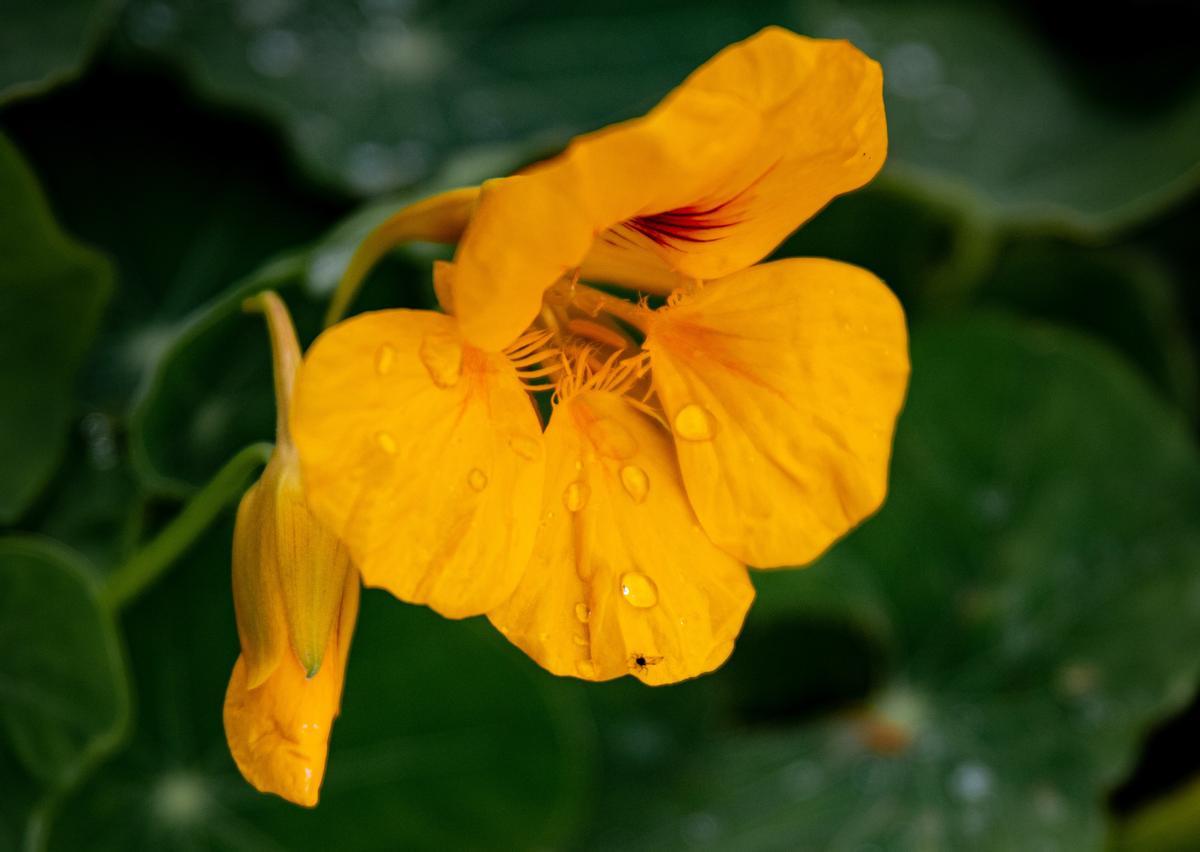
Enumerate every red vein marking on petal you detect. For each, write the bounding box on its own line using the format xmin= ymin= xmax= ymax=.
xmin=614 ymin=160 xmax=781 ymax=251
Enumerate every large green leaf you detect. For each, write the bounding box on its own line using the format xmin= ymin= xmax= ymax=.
xmin=0 ymin=743 xmax=44 ymax=852
xmin=0 ymin=536 xmax=130 ymax=794
xmin=0 ymin=62 xmax=349 ymax=413
xmin=113 ymin=0 xmax=1200 ymax=231
xmin=128 ymin=189 xmax=454 ymax=496
xmin=581 ymin=316 xmax=1200 ymax=851
xmin=0 ymin=0 xmax=117 ymax=101
xmin=977 ymin=240 xmax=1197 ymax=420
xmin=126 ymin=255 xmax=314 ymax=497
xmin=46 ymin=519 xmax=595 ymax=851
xmin=792 ymin=1 xmax=1200 ymax=233
xmin=28 ymin=422 xmax=144 ymax=575
xmin=0 ymin=134 xmax=113 ymax=524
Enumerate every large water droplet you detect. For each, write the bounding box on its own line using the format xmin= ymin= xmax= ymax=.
xmin=574 ymin=603 xmax=590 ymax=623
xmin=508 ymin=433 xmax=540 ymax=461
xmin=620 ymin=571 xmax=658 ymax=608
xmin=563 ymin=480 xmax=589 ymax=512
xmin=673 ymin=404 xmax=715 ymax=441
xmin=467 ymin=468 xmax=488 ymax=492
xmin=620 ymin=465 xmax=649 ymax=503
xmin=376 ymin=431 xmax=398 ymax=454
xmin=418 ymin=332 xmax=463 ymax=388
xmin=576 ymin=659 xmax=597 ymax=679
xmin=374 ymin=343 xmax=396 ymax=376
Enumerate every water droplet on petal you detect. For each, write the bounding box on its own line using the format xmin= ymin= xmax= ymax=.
xmin=376 ymin=431 xmax=398 ymax=454
xmin=572 ymin=635 xmax=588 ymax=647
xmin=576 ymin=659 xmax=597 ymax=678
xmin=620 ymin=571 xmax=658 ymax=608
xmin=508 ymin=433 xmax=541 ymax=461
xmin=620 ymin=465 xmax=649 ymax=502
xmin=467 ymin=468 xmax=488 ymax=491
xmin=563 ymin=480 xmax=589 ymax=512
xmin=673 ymin=404 xmax=715 ymax=441
xmin=374 ymin=343 xmax=396 ymax=375
xmin=574 ymin=603 xmax=590 ymax=623
xmin=418 ymin=332 xmax=463 ymax=388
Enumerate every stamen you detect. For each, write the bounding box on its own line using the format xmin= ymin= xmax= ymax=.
xmin=504 ymin=328 xmax=554 ymax=360
xmin=566 ymin=318 xmax=632 ymax=350
xmin=552 ymin=347 xmax=652 ymax=406
xmin=515 ymin=364 xmax=565 ymax=380
xmin=509 ymin=348 xmax=562 ymax=369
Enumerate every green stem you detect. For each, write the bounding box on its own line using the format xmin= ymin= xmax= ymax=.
xmin=103 ymin=442 xmax=274 ymax=611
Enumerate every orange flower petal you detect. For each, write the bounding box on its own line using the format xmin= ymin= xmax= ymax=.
xmin=489 ymin=390 xmax=754 ymax=685
xmin=646 ymin=258 xmax=909 ymax=567
xmin=291 ymin=309 xmax=544 ymax=618
xmin=230 ymin=479 xmax=288 ymax=688
xmin=224 ymin=569 xmax=359 ymax=807
xmin=586 ymin=29 xmax=885 ymax=290
xmin=270 ymin=460 xmax=353 ymax=677
xmin=452 ymin=27 xmax=885 ymax=348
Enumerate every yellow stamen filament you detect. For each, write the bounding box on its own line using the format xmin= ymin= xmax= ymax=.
xmin=509 ymin=349 xmax=562 ymax=369
xmin=566 ymin=318 xmax=633 ymax=350
xmin=515 ymin=364 xmax=565 ymax=380
xmin=504 ymin=328 xmax=555 ymax=360
xmin=552 ymin=347 xmax=651 ymax=406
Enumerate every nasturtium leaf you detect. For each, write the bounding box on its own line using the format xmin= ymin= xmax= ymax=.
xmin=1112 ymin=775 xmax=1200 ymax=852
xmin=30 ymin=419 xmax=145 ymax=574
xmin=773 ymin=180 xmax=960 ymax=309
xmin=0 ymin=64 xmax=350 ymax=412
xmin=789 ymin=0 xmax=1200 ymax=233
xmin=978 ymin=240 xmax=1197 ymax=421
xmin=129 ymin=187 xmax=453 ymax=496
xmin=127 ymin=254 xmax=313 ymax=497
xmin=0 ymin=134 xmax=113 ymax=524
xmin=127 ymin=237 xmax=433 ymax=496
xmin=0 ymin=537 xmax=130 ymax=792
xmin=0 ymin=742 xmax=45 ymax=852
xmin=584 ymin=316 xmax=1200 ymax=851
xmin=114 ymin=0 xmax=1200 ymax=231
xmin=46 ymin=519 xmax=595 ymax=851
xmin=0 ymin=0 xmax=116 ymax=101
xmin=114 ymin=0 xmax=751 ymax=197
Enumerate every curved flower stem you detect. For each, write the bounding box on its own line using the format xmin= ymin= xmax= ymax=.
xmin=103 ymin=442 xmax=274 ymax=611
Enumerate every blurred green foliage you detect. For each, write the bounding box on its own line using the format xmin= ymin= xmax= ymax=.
xmin=0 ymin=137 xmax=112 ymax=523
xmin=1 ymin=1 xmax=1199 ymax=850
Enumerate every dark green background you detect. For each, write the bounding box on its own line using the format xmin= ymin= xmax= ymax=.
xmin=2 ymin=1 xmax=1200 ymax=849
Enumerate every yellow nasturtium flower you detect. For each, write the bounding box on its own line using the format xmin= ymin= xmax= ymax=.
xmin=224 ymin=292 xmax=359 ymax=807
xmin=292 ymin=27 xmax=908 ymax=686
